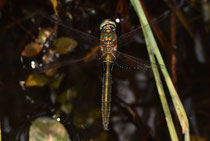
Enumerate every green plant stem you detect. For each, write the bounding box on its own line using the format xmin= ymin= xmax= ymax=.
xmin=130 ymin=0 xmax=190 ymax=140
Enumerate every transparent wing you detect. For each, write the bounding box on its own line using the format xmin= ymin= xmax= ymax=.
xmin=35 ymin=50 xmax=98 ymax=73
xmin=115 ymin=51 xmax=167 ymax=70
xmin=117 ymin=6 xmax=180 ymax=47
xmin=31 ymin=11 xmax=101 ymax=73
xmin=37 ymin=47 xmax=100 ymax=73
xmin=37 ymin=57 xmax=88 ymax=73
xmin=36 ymin=11 xmax=100 ymax=47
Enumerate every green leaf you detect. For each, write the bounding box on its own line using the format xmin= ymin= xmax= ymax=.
xmin=21 ymin=42 xmax=42 ymax=57
xmin=26 ymin=74 xmax=50 ymax=87
xmin=38 ymin=28 xmax=53 ymax=44
xmin=21 ymin=28 xmax=52 ymax=57
xmin=29 ymin=117 xmax=70 ymax=141
xmin=55 ymin=37 xmax=78 ymax=55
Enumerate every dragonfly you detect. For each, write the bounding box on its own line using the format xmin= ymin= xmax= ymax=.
xmin=33 ymin=7 xmax=177 ymax=130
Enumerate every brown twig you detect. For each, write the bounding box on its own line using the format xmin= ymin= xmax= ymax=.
xmin=2 ymin=9 xmax=39 ymax=43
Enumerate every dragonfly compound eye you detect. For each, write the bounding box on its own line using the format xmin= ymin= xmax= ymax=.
xmin=100 ymin=19 xmax=117 ymax=31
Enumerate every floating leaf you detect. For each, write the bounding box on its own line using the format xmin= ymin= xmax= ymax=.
xmin=38 ymin=28 xmax=53 ymax=44
xmin=55 ymin=37 xmax=78 ymax=55
xmin=26 ymin=74 xmax=50 ymax=87
xmin=21 ymin=42 xmax=42 ymax=57
xmin=29 ymin=117 xmax=70 ymax=141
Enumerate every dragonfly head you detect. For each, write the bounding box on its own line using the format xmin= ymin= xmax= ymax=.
xmin=100 ymin=19 xmax=116 ymax=32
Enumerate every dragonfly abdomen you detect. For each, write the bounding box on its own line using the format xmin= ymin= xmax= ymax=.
xmin=102 ymin=58 xmax=114 ymax=130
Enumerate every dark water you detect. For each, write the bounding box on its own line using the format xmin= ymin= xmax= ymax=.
xmin=0 ymin=0 xmax=210 ymax=140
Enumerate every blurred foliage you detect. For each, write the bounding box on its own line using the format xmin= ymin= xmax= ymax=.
xmin=29 ymin=117 xmax=70 ymax=141
xmin=56 ymin=89 xmax=76 ymax=114
xmin=49 ymin=74 xmax=65 ymax=89
xmin=190 ymin=135 xmax=207 ymax=141
xmin=38 ymin=28 xmax=53 ymax=45
xmin=55 ymin=37 xmax=78 ymax=55
xmin=51 ymin=0 xmax=58 ymax=16
xmin=25 ymin=73 xmax=64 ymax=88
xmin=21 ymin=28 xmax=52 ymax=57
xmin=26 ymin=73 xmax=50 ymax=87
xmin=21 ymin=42 xmax=43 ymax=57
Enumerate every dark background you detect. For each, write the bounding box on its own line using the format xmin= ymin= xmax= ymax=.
xmin=0 ymin=0 xmax=210 ymax=140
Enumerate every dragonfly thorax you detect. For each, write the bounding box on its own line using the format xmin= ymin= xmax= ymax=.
xmin=99 ymin=20 xmax=117 ymax=59
xmin=100 ymin=30 xmax=117 ymax=59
